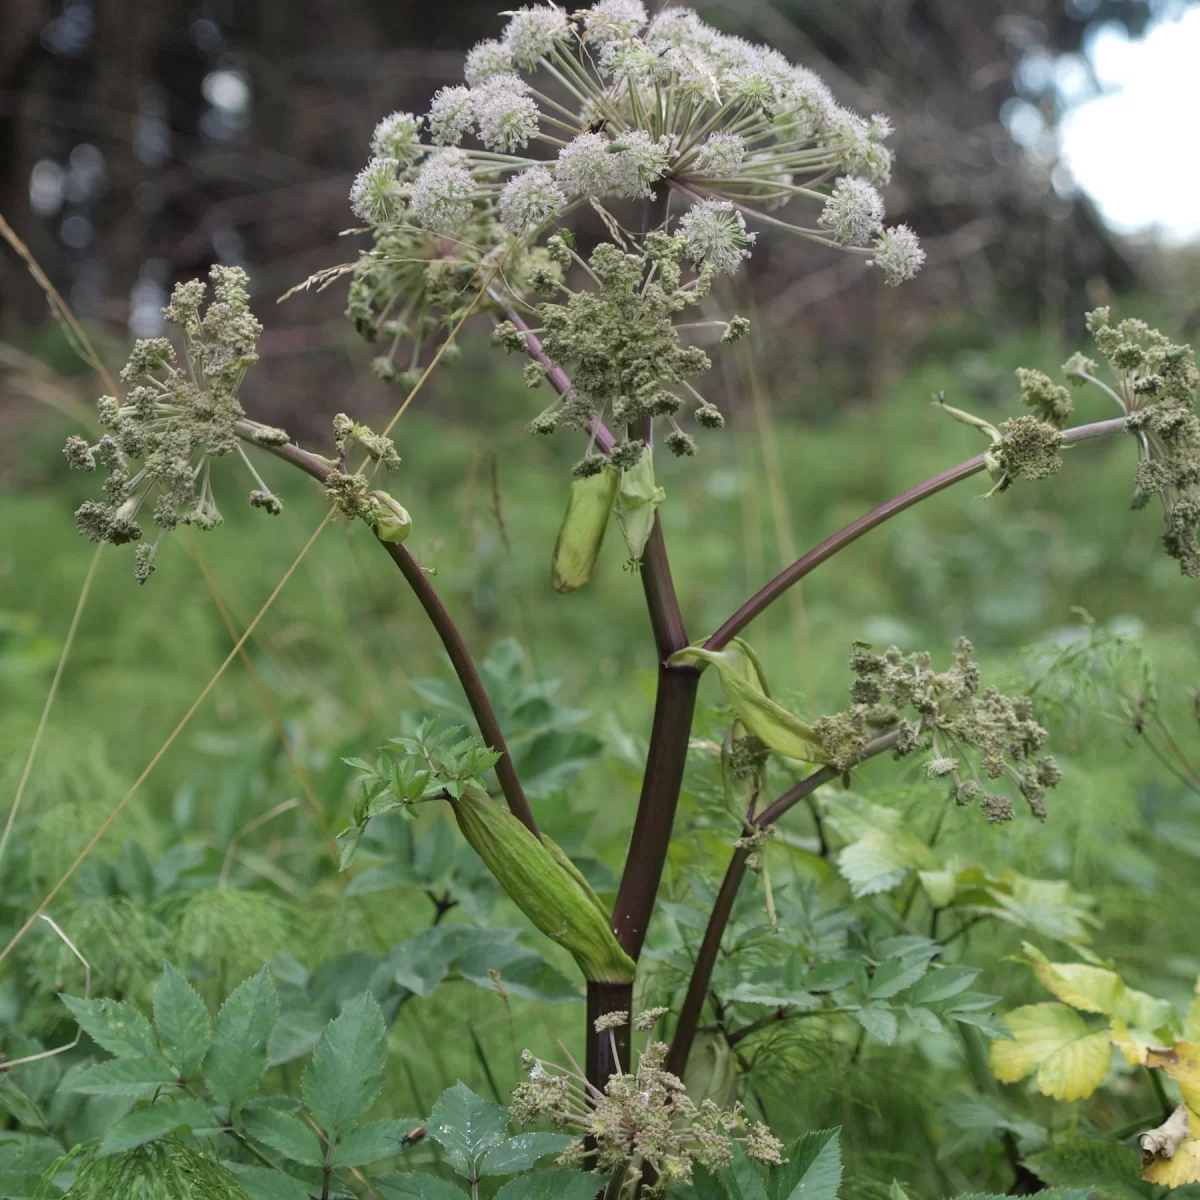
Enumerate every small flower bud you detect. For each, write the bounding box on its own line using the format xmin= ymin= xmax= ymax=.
xmin=721 ymin=316 xmax=751 ymax=345
xmin=249 ymin=489 xmax=283 ymax=515
xmin=694 ymin=402 xmax=725 ymax=429
xmin=492 ymin=320 xmax=528 ymax=354
xmin=372 ymin=356 xmax=397 ymax=382
xmin=64 ymin=435 xmax=95 ymax=471
xmin=665 ymin=430 xmax=695 ymax=457
xmin=609 ymin=439 xmax=646 ymax=470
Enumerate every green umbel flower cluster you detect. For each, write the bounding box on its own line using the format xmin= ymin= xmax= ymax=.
xmin=814 ymin=638 xmax=1060 ymax=823
xmin=510 ymin=1009 xmax=782 ymax=1195
xmin=65 ymin=266 xmax=284 ymax=584
xmin=497 ymin=233 xmax=722 ymax=464
xmin=1052 ymin=309 xmax=1200 ymax=575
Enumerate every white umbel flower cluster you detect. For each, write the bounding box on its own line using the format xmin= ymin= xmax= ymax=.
xmin=411 ymin=154 xmax=475 ymax=232
xmin=678 ymin=199 xmax=756 ymax=275
xmin=345 ymin=0 xmax=924 ymax=289
xmin=499 ymin=166 xmax=566 ymax=232
xmin=818 ymin=176 xmax=885 ymax=247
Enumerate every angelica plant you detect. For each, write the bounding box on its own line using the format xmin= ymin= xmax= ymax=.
xmin=30 ymin=3 xmax=1200 ymax=1199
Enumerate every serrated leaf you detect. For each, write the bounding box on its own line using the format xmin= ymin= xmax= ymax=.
xmin=153 ymin=963 xmax=211 ymax=1080
xmin=912 ymin=966 xmax=980 ymax=1004
xmin=243 ymin=1106 xmax=324 ymax=1167
xmin=948 ymin=1191 xmax=1091 ymax=1200
xmin=990 ymin=1003 xmax=1111 ymax=1101
xmin=951 ymin=1010 xmax=1015 ymax=1040
xmin=695 ymin=1163 xmax=733 ymax=1200
xmin=493 ymin=1169 xmax=606 ymax=1200
xmin=333 ymin=1119 xmax=421 ymax=1167
xmin=59 ymin=995 xmax=160 ymax=1059
xmin=225 ymin=1162 xmax=314 ymax=1200
xmin=68 ymin=1057 xmax=178 ymax=1096
xmin=303 ymin=991 xmax=387 ymax=1136
xmin=99 ymin=1099 xmax=217 ymax=1154
xmin=375 ymin=1172 xmax=470 ymax=1198
xmin=479 ymin=1133 xmax=575 ymax=1176
xmin=1144 ymin=1144 xmax=1200 ymax=1188
xmin=905 ymin=1006 xmax=944 ymax=1036
xmin=869 ymin=956 xmax=929 ymax=999
xmin=1146 ymin=1041 xmax=1200 ymax=1090
xmin=205 ymin=967 xmax=279 ymax=1117
xmin=770 ymin=1126 xmax=841 ymax=1200
xmin=805 ymin=962 xmax=858 ymax=993
xmin=721 ymin=1142 xmax=769 ymax=1200
xmin=428 ymin=1082 xmax=511 ymax=1178
xmin=856 ymin=1005 xmax=898 ymax=1045
xmin=1024 ymin=1138 xmax=1144 ymax=1200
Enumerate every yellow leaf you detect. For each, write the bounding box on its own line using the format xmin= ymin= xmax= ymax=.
xmin=670 ymin=642 xmax=824 ymax=762
xmin=1110 ymin=1017 xmax=1157 ymax=1066
xmin=1142 ymin=1107 xmax=1200 ymax=1187
xmin=1185 ymin=995 xmax=1200 ymax=1042
xmin=1022 ymin=943 xmax=1175 ymax=1030
xmin=1023 ymin=943 xmax=1124 ymax=1014
xmin=1147 ymin=1043 xmax=1200 ymax=1090
xmin=991 ymin=1002 xmax=1111 ymax=1101
xmin=1143 ymin=1141 xmax=1200 ymax=1187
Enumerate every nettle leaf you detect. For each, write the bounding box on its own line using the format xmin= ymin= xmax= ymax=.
xmin=1023 ymin=1138 xmax=1145 ymax=1200
xmin=479 ymin=1133 xmax=575 ymax=1176
xmin=990 ymin=1003 xmax=1112 ymax=1101
xmin=99 ymin=1098 xmax=217 ymax=1155
xmin=493 ymin=1170 xmax=607 ymax=1199
xmin=205 ymin=967 xmax=279 ymax=1117
xmin=153 ymin=962 xmax=211 ymax=1080
xmin=333 ymin=1119 xmax=422 ymax=1167
xmin=60 ymin=995 xmax=160 ymax=1060
xmin=769 ymin=1126 xmax=841 ymax=1200
xmin=242 ymin=1106 xmax=324 ymax=1167
xmin=856 ymin=1005 xmax=899 ymax=1045
xmin=428 ymin=1082 xmax=511 ymax=1178
xmin=376 ymin=1173 xmax=469 ymax=1199
xmin=68 ymin=1057 xmax=178 ymax=1096
xmin=303 ymin=991 xmax=388 ymax=1137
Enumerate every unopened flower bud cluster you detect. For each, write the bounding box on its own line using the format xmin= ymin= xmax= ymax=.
xmin=1029 ymin=309 xmax=1200 ymax=575
xmin=65 ymin=267 xmax=282 ymax=584
xmin=814 ymin=637 xmax=1060 ymax=823
xmin=510 ymin=1007 xmax=782 ymax=1195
